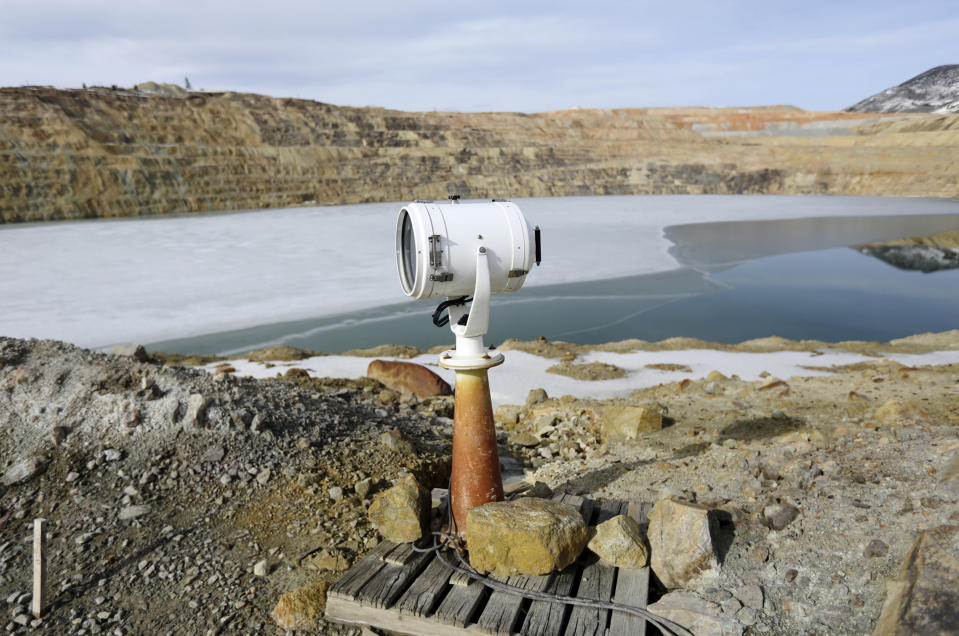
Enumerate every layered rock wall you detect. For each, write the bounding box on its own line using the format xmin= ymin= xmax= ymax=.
xmin=1 ymin=86 xmax=957 ymax=223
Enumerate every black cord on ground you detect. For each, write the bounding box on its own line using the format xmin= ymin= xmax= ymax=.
xmin=409 ymin=479 xmax=692 ymax=636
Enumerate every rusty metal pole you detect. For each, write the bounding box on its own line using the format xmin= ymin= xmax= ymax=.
xmin=447 ymin=367 xmax=504 ymax=538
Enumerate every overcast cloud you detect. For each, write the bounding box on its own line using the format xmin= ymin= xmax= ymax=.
xmin=0 ymin=0 xmax=956 ymax=112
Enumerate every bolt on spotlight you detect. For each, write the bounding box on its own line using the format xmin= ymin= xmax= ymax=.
xmin=395 ymin=197 xmax=541 ymax=537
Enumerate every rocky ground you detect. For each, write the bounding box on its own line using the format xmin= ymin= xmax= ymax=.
xmin=1 ymin=335 xmax=957 ymax=634
xmin=500 ymin=353 xmax=959 ymax=634
xmin=0 ymin=338 xmax=454 ymax=634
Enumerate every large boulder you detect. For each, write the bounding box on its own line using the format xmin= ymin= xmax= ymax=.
xmin=601 ymin=404 xmax=663 ymax=441
xmin=271 ymin=581 xmax=329 ymax=632
xmin=367 ymin=474 xmax=430 ymax=543
xmin=873 ymin=524 xmax=959 ymax=635
xmin=587 ymin=514 xmax=649 ymax=569
xmin=648 ymin=497 xmax=720 ymax=589
xmin=366 ymin=360 xmax=451 ymax=399
xmin=467 ymin=497 xmax=588 ymax=576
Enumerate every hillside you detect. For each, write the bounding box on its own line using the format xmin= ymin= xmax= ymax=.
xmin=847 ymin=65 xmax=959 ymax=114
xmin=1 ymin=85 xmax=958 ymax=223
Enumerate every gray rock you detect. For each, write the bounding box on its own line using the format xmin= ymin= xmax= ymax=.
xmin=762 ymin=503 xmax=800 ymax=530
xmin=186 ymin=393 xmax=210 ymax=427
xmin=50 ymin=425 xmax=70 ymax=446
xmin=297 ymin=472 xmax=321 ymax=488
xmin=720 ymin=596 xmax=742 ymax=615
xmin=250 ymin=413 xmax=267 ymax=433
xmin=355 ymin=478 xmax=372 ymax=499
xmin=864 ymin=539 xmax=889 ymax=558
xmin=736 ymin=606 xmax=758 ymax=626
xmin=509 ymin=431 xmax=541 ymax=448
xmin=253 ymin=559 xmax=269 ymax=577
xmin=112 ymin=343 xmax=149 ymax=362
xmin=526 ymin=388 xmax=548 ymax=406
xmin=75 ymin=532 xmax=96 ymax=546
xmin=647 ymin=591 xmax=743 ymax=636
xmin=118 ymin=504 xmax=152 ymax=520
xmin=379 ymin=429 xmax=413 ymax=454
xmin=2 ymin=457 xmax=45 ymax=486
xmin=256 ymin=468 xmax=271 ymax=485
xmin=66 ymin=471 xmax=80 ymax=483
xmin=104 ymin=449 xmax=122 ymax=462
xmin=704 ymin=381 xmax=723 ymax=395
xmin=202 ymin=445 xmax=225 ymax=463
xmin=329 ymin=486 xmax=344 ymax=501
xmin=12 ymin=614 xmax=30 ymax=626
xmin=734 ymin=584 xmax=763 ymax=610
xmin=123 ymin=407 xmax=140 ymax=428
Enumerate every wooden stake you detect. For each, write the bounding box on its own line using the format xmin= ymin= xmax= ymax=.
xmin=32 ymin=518 xmax=46 ymax=619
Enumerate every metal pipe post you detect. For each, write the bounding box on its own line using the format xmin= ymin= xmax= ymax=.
xmin=448 ymin=367 xmax=504 ymax=539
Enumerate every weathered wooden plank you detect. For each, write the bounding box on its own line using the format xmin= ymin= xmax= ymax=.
xmin=473 ymin=571 xmax=551 ymax=635
xmin=383 ymin=541 xmax=425 ymax=566
xmin=328 ymin=541 xmax=397 ymax=600
xmin=609 ymin=566 xmax=649 ymax=636
xmin=432 ymin=577 xmax=488 ymax=627
xmin=356 ymin=549 xmax=434 ymax=609
xmin=326 ymin=596 xmax=475 ymax=636
xmin=449 ymin=569 xmax=472 ymax=587
xmin=519 ymin=495 xmax=595 ymax=636
xmin=395 ymin=553 xmax=454 ymax=617
xmin=563 ymin=501 xmax=623 ymax=636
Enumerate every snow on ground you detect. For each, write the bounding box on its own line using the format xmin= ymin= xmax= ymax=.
xmin=207 ymin=348 xmax=959 ymax=409
xmin=2 ymin=195 xmax=959 ymax=348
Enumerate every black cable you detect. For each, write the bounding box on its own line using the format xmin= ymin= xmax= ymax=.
xmin=409 ymin=477 xmax=692 ymax=636
xmin=431 ymin=296 xmax=471 ymax=327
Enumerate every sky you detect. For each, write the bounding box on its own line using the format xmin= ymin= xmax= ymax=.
xmin=0 ymin=0 xmax=956 ymax=113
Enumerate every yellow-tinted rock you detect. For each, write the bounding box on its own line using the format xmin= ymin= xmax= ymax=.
xmin=648 ymin=497 xmax=719 ymax=589
xmin=874 ymin=399 xmax=931 ymax=426
xmin=602 ymin=404 xmax=664 ymax=441
xmin=873 ymin=525 xmax=959 ymax=635
xmin=467 ymin=497 xmax=588 ymax=576
xmin=271 ymin=581 xmax=329 ymax=632
xmin=587 ymin=514 xmax=649 ymax=569
xmin=367 ymin=474 xmax=429 ymax=543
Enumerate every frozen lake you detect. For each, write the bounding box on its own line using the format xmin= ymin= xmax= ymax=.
xmin=1 ymin=195 xmax=958 ymax=352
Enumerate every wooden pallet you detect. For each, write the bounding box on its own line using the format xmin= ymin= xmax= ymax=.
xmin=325 ymin=493 xmax=652 ymax=636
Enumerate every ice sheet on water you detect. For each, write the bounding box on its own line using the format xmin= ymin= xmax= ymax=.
xmin=1 ymin=195 xmax=958 ymax=348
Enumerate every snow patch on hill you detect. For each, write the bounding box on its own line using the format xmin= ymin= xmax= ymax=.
xmin=847 ymin=65 xmax=959 ymax=114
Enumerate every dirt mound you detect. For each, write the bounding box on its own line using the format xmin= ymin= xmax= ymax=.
xmin=0 ymin=337 xmax=451 ymax=634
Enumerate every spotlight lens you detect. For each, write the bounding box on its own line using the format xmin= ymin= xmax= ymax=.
xmin=401 ymin=210 xmax=416 ymax=292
